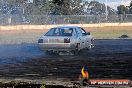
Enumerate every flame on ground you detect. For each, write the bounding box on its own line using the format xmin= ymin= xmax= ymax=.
xmin=81 ymin=67 xmax=89 ymax=78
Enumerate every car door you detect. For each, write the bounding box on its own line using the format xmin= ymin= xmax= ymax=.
xmin=80 ymin=27 xmax=91 ymax=49
xmin=75 ymin=27 xmax=83 ymax=49
xmin=79 ymin=27 xmax=87 ymax=49
xmin=76 ymin=27 xmax=88 ymax=49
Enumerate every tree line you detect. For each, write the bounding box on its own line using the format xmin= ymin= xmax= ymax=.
xmin=0 ymin=0 xmax=132 ymax=15
xmin=117 ymin=1 xmax=132 ymax=14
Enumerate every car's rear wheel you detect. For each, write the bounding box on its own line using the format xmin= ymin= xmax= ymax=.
xmin=71 ymin=43 xmax=81 ymax=55
xmin=71 ymin=49 xmax=79 ymax=55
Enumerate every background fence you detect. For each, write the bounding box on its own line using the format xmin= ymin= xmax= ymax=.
xmin=0 ymin=14 xmax=132 ymax=25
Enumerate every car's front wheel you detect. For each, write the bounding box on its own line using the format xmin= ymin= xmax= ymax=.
xmin=91 ymin=38 xmax=95 ymax=48
xmin=89 ymin=38 xmax=95 ymax=49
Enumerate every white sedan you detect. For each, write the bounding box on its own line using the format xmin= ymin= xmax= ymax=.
xmin=38 ymin=26 xmax=94 ymax=54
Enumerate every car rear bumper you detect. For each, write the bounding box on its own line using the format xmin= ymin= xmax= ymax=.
xmin=38 ymin=43 xmax=76 ymax=51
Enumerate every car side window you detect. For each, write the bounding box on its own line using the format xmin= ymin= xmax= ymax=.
xmin=62 ymin=28 xmax=73 ymax=36
xmin=80 ymin=28 xmax=87 ymax=36
xmin=54 ymin=28 xmax=60 ymax=35
xmin=75 ymin=27 xmax=82 ymax=37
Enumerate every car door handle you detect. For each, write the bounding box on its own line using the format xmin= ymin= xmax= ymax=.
xmin=82 ymin=42 xmax=84 ymax=43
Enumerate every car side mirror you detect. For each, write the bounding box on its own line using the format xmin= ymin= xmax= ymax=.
xmin=87 ymin=32 xmax=90 ymax=35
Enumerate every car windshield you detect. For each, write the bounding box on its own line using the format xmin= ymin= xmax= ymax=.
xmin=45 ymin=28 xmax=73 ymax=36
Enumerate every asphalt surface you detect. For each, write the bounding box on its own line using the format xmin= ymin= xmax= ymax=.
xmin=0 ymin=39 xmax=132 ymax=80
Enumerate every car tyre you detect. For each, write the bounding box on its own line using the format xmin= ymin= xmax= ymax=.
xmin=71 ymin=49 xmax=79 ymax=55
xmin=90 ymin=39 xmax=95 ymax=49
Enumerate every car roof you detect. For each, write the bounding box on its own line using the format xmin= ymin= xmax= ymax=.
xmin=52 ymin=26 xmax=81 ymax=29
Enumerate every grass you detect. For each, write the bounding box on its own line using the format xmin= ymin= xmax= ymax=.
xmin=0 ymin=26 xmax=132 ymax=44
xmin=91 ymin=29 xmax=132 ymax=39
xmin=0 ymin=30 xmax=44 ymax=44
xmin=84 ymin=26 xmax=132 ymax=39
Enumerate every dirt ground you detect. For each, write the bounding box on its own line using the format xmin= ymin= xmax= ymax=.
xmin=0 ymin=39 xmax=132 ymax=80
xmin=0 ymin=26 xmax=132 ymax=87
